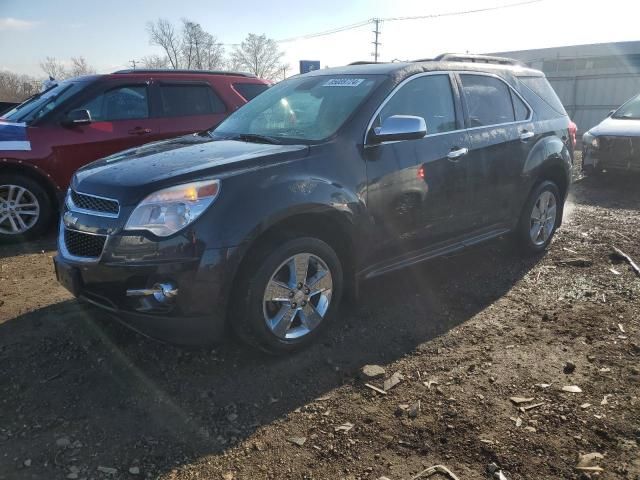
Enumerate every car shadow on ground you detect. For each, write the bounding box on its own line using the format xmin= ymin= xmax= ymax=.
xmin=0 ymin=229 xmax=57 ymax=260
xmin=0 ymin=236 xmax=540 ymax=478
xmin=570 ymin=170 xmax=640 ymax=211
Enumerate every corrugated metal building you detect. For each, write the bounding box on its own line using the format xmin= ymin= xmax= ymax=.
xmin=493 ymin=41 xmax=640 ymax=133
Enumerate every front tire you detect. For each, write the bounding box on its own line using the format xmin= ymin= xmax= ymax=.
xmin=0 ymin=174 xmax=52 ymax=242
xmin=516 ymin=180 xmax=561 ymax=255
xmin=231 ymin=237 xmax=343 ymax=354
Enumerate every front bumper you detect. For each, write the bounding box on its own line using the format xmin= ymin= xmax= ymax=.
xmin=583 ymin=136 xmax=640 ymax=172
xmin=54 ymin=227 xmax=242 ymax=345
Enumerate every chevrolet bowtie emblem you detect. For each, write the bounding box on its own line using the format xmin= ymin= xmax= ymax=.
xmin=63 ymin=211 xmax=79 ymax=227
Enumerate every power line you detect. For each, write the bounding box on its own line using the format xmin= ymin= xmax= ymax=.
xmin=275 ymin=0 xmax=542 ymax=45
xmin=381 ymin=0 xmax=541 ymax=22
xmin=199 ymin=1 xmax=543 ymax=54
xmin=275 ymin=19 xmax=372 ymax=43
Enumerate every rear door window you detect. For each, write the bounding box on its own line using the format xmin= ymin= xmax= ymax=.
xmin=79 ymin=85 xmax=149 ymax=121
xmin=378 ymin=74 xmax=457 ymax=135
xmin=234 ymin=83 xmax=269 ymax=101
xmin=460 ymin=74 xmax=515 ymax=127
xmin=159 ymin=84 xmax=226 ymax=117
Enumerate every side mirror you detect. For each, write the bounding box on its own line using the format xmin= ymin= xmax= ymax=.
xmin=370 ymin=115 xmax=427 ymax=143
xmin=607 ymin=109 xmax=616 ymax=117
xmin=63 ymin=109 xmax=92 ymax=126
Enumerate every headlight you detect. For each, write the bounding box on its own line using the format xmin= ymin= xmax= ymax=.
xmin=583 ymin=132 xmax=599 ymax=149
xmin=125 ymin=180 xmax=220 ymax=237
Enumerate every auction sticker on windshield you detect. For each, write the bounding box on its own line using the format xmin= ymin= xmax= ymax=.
xmin=323 ymin=78 xmax=365 ymax=87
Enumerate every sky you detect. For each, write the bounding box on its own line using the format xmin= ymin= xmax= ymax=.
xmin=1 ymin=0 xmax=639 ymax=77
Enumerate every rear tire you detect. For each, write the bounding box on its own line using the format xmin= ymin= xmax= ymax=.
xmin=0 ymin=174 xmax=53 ymax=242
xmin=516 ymin=180 xmax=561 ymax=255
xmin=230 ymin=236 xmax=343 ymax=354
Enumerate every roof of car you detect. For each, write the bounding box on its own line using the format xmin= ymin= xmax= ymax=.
xmin=304 ymin=55 xmax=543 ymax=81
xmin=112 ymin=69 xmax=257 ymax=78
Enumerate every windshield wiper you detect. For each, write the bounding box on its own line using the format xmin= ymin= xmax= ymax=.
xmin=230 ymin=133 xmax=282 ymax=145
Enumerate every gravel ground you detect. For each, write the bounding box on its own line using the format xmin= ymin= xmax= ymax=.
xmin=0 ymin=169 xmax=639 ymax=480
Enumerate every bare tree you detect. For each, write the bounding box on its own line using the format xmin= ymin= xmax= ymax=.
xmin=147 ymin=18 xmax=181 ymax=69
xmin=39 ymin=56 xmax=67 ymax=80
xmin=200 ymin=35 xmax=225 ymax=70
xmin=0 ymin=71 xmax=41 ymax=102
xmin=69 ymin=56 xmax=95 ymax=77
xmin=231 ymin=33 xmax=284 ymax=80
xmin=178 ymin=19 xmax=225 ymax=70
xmin=140 ymin=54 xmax=169 ymax=69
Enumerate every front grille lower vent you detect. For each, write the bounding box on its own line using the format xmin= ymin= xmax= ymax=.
xmin=70 ymin=190 xmax=119 ymax=216
xmin=64 ymin=229 xmax=107 ymax=258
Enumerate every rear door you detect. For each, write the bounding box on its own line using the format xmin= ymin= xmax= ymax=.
xmin=153 ymin=81 xmax=228 ymax=138
xmin=363 ymin=72 xmax=472 ymax=261
xmin=457 ymin=73 xmax=534 ymax=229
xmin=45 ymin=81 xmax=166 ymax=183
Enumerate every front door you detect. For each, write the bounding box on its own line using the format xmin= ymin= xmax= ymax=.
xmin=44 ymin=82 xmax=165 ymax=188
xmin=363 ymin=73 xmax=472 ymax=264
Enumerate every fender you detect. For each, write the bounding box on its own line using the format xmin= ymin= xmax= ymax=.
xmin=233 ymin=173 xmax=362 ymax=246
xmin=522 ymin=135 xmax=571 ymax=190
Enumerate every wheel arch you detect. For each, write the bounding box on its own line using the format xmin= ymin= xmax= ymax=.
xmin=520 ymin=135 xmax=572 ymax=226
xmin=227 ymin=207 xmax=358 ymax=319
xmin=0 ymin=160 xmax=62 ymax=210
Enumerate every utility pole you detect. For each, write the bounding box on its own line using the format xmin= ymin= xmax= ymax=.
xmin=129 ymin=59 xmax=137 ymax=70
xmin=372 ymin=18 xmax=381 ymax=63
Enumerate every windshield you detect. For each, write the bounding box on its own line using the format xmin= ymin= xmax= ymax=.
xmin=212 ymin=74 xmax=382 ymax=143
xmin=613 ymin=94 xmax=640 ymax=120
xmin=1 ymin=81 xmax=85 ymax=124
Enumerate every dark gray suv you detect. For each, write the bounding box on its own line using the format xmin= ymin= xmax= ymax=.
xmin=54 ymin=54 xmax=572 ymax=353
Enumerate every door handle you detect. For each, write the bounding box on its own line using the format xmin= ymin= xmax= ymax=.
xmin=520 ymin=130 xmax=535 ymax=141
xmin=128 ymin=127 xmax=152 ymax=135
xmin=447 ymin=147 xmax=469 ymax=161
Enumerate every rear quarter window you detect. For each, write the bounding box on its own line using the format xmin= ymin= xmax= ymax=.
xmin=233 ymin=83 xmax=269 ymax=101
xmin=517 ymin=76 xmax=566 ymax=115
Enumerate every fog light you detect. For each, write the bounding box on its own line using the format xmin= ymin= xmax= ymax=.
xmin=152 ymin=282 xmax=178 ymax=304
xmin=126 ymin=282 xmax=178 ymax=304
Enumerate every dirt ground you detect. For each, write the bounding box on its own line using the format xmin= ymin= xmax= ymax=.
xmin=1 ymin=167 xmax=639 ymax=480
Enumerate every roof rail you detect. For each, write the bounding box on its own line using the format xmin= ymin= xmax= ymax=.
xmin=348 ymin=61 xmax=386 ymax=66
xmin=112 ymin=68 xmax=257 ymax=78
xmin=430 ymin=53 xmax=522 ymax=66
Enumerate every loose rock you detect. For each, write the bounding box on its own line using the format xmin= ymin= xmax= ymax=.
xmin=562 ymin=385 xmax=582 ymax=393
xmin=97 ymin=466 xmax=118 ymax=475
xmin=287 ymin=436 xmax=306 ymax=446
xmin=563 ymin=361 xmax=576 ymax=374
xmin=361 ymin=364 xmax=386 ymax=379
xmin=55 ymin=437 xmax=71 ymax=448
xmin=383 ymin=372 xmax=403 ymax=391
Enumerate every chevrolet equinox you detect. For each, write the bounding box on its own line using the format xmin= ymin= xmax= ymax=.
xmin=54 ymin=54 xmax=572 ymax=353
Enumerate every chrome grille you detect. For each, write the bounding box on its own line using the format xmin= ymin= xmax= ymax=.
xmin=64 ymin=229 xmax=107 ymax=258
xmin=70 ymin=190 xmax=119 ymax=216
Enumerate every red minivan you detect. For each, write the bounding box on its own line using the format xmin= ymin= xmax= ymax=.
xmin=0 ymin=69 xmax=269 ymax=241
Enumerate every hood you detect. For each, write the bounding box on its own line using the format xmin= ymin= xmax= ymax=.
xmin=590 ymin=116 xmax=640 ymax=137
xmin=73 ymin=133 xmax=309 ymax=204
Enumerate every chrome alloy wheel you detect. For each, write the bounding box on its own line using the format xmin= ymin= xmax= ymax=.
xmin=263 ymin=253 xmax=333 ymax=340
xmin=529 ymin=190 xmax=557 ymax=246
xmin=0 ymin=184 xmax=40 ymax=235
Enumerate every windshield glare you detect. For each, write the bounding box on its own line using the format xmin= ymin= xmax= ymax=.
xmin=213 ymin=75 xmax=381 ymax=142
xmin=2 ymin=81 xmax=84 ymax=124
xmin=613 ymin=94 xmax=640 ymax=120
